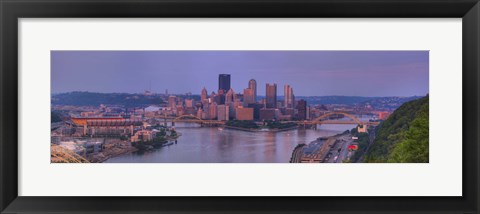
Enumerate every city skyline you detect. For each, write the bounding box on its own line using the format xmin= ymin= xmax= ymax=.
xmin=51 ymin=51 xmax=429 ymax=97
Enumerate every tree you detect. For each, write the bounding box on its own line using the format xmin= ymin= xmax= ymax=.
xmin=387 ymin=115 xmax=429 ymax=163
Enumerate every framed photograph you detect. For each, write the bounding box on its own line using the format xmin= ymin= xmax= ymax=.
xmin=1 ymin=0 xmax=479 ymax=213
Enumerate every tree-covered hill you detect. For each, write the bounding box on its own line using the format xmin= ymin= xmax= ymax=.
xmin=364 ymin=95 xmax=429 ymax=163
xmin=51 ymin=91 xmax=164 ymax=108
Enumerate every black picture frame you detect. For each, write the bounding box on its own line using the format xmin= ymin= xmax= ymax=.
xmin=1 ymin=0 xmax=479 ymax=213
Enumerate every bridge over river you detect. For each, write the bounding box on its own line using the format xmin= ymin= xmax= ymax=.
xmin=153 ymin=112 xmax=380 ymax=127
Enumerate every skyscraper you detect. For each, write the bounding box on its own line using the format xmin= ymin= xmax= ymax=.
xmin=201 ymin=87 xmax=208 ymax=101
xmin=248 ymin=79 xmax=257 ymax=102
xmin=297 ymin=99 xmax=307 ymax=120
xmin=266 ymin=83 xmax=277 ymax=109
xmin=218 ymin=74 xmax=231 ymax=92
xmin=243 ymin=88 xmax=255 ymax=105
xmin=217 ymin=105 xmax=229 ymax=121
xmin=225 ymin=88 xmax=236 ymax=104
xmin=284 ymin=85 xmax=294 ymax=108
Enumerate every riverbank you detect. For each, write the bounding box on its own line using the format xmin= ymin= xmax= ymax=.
xmin=89 ymin=139 xmax=138 ymax=163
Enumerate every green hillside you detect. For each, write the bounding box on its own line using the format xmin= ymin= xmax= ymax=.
xmin=51 ymin=91 xmax=164 ymax=108
xmin=364 ymin=95 xmax=429 ymax=163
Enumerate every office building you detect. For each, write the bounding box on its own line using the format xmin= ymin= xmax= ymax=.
xmin=284 ymin=85 xmax=295 ymax=108
xmin=248 ymin=79 xmax=257 ymax=102
xmin=248 ymin=103 xmax=263 ymax=120
xmin=266 ymin=83 xmax=277 ymax=108
xmin=259 ymin=108 xmax=276 ymax=120
xmin=218 ymin=74 xmax=231 ymax=92
xmin=236 ymin=107 xmax=254 ymax=121
xmin=217 ymin=105 xmax=229 ymax=121
xmin=243 ymin=88 xmax=255 ymax=105
xmin=297 ymin=99 xmax=307 ymax=120
xmin=225 ymin=88 xmax=236 ymax=104
xmin=201 ymin=87 xmax=208 ymax=101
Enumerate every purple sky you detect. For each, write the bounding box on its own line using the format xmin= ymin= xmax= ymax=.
xmin=51 ymin=51 xmax=429 ymax=97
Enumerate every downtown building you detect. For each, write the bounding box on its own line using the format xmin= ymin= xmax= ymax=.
xmin=265 ymin=83 xmax=277 ymax=109
xmin=217 ymin=104 xmax=229 ymax=121
xmin=201 ymin=87 xmax=208 ymax=101
xmin=236 ymin=107 xmax=254 ymax=121
xmin=243 ymin=88 xmax=255 ymax=105
xmin=248 ymin=79 xmax=257 ymax=102
xmin=284 ymin=84 xmax=295 ymax=108
xmin=218 ymin=74 xmax=231 ymax=92
xmin=297 ymin=99 xmax=307 ymax=120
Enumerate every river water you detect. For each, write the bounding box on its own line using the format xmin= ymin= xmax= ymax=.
xmin=105 ymin=119 xmax=370 ymax=163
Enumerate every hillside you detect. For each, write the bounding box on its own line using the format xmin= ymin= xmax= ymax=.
xmin=364 ymin=95 xmax=429 ymax=163
xmin=51 ymin=91 xmax=164 ymax=108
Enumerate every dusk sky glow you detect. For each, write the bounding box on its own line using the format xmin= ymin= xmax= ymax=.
xmin=51 ymin=51 xmax=429 ymax=97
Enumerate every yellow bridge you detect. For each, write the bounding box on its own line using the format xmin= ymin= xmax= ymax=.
xmin=295 ymin=112 xmax=380 ymax=126
xmin=154 ymin=112 xmax=379 ymax=126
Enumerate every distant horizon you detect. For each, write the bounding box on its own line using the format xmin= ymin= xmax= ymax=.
xmin=51 ymin=90 xmax=427 ymax=98
xmin=51 ymin=51 xmax=429 ymax=96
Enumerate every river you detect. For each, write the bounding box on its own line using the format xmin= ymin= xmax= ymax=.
xmin=105 ymin=117 xmax=372 ymax=163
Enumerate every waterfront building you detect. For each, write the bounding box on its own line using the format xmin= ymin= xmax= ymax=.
xmin=259 ymin=108 xmax=276 ymax=120
xmin=218 ymin=74 xmax=231 ymax=92
xmin=266 ymin=83 xmax=277 ymax=108
xmin=217 ymin=105 xmax=229 ymax=121
xmin=168 ymin=96 xmax=176 ymax=109
xmin=131 ymin=130 xmax=158 ymax=143
xmin=71 ymin=117 xmax=142 ymax=137
xmin=297 ymin=99 xmax=307 ymax=120
xmin=248 ymin=79 xmax=257 ymax=102
xmin=247 ymin=103 xmax=264 ymax=120
xmin=236 ymin=107 xmax=254 ymax=121
xmin=201 ymin=87 xmax=208 ymax=101
xmin=243 ymin=88 xmax=255 ymax=105
xmin=208 ymin=103 xmax=217 ymax=120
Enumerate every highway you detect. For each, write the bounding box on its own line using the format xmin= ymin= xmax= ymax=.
xmin=322 ymin=133 xmax=353 ymax=163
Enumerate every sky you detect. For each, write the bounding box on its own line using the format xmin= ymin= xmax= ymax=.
xmin=51 ymin=51 xmax=429 ymax=97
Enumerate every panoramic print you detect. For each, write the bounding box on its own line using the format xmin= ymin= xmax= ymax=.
xmin=50 ymin=51 xmax=429 ymax=163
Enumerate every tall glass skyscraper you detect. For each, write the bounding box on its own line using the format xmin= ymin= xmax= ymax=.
xmin=218 ymin=74 xmax=231 ymax=92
